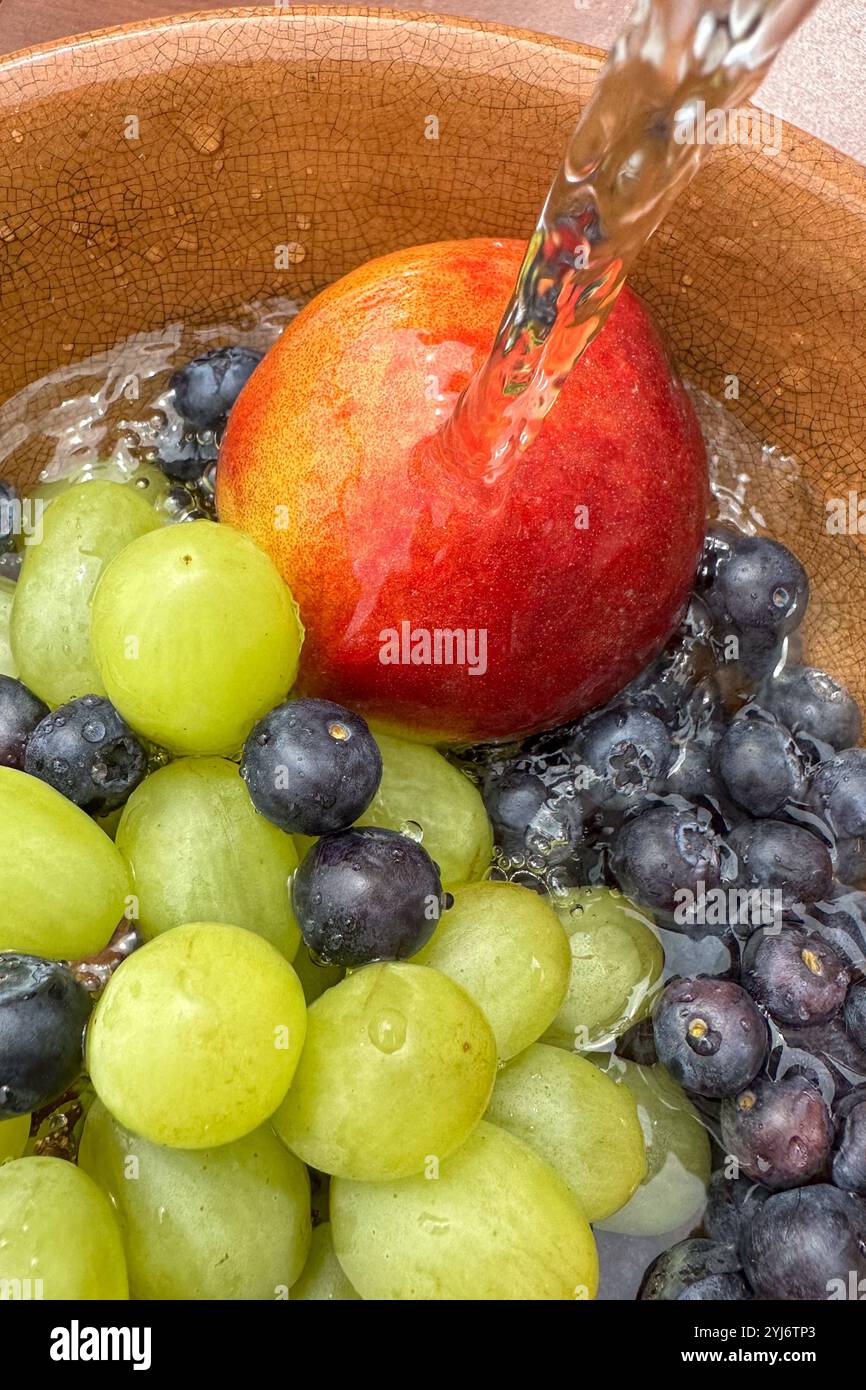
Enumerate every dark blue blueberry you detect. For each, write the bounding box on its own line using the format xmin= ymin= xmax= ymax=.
xmin=611 ymin=805 xmax=721 ymax=914
xmin=779 ymin=1017 xmax=866 ymax=1105
xmin=835 ymin=837 xmax=866 ymax=889
xmin=703 ymin=1169 xmax=769 ymax=1247
xmin=169 ymin=345 xmax=262 ymax=432
xmin=616 ymin=1017 xmax=658 ymax=1066
xmin=0 ymin=953 xmax=92 ymax=1116
xmin=575 ymin=703 xmax=672 ymax=811
xmin=241 ymin=697 xmax=382 ymax=837
xmin=0 ymin=551 xmax=21 ymax=582
xmin=715 ymin=709 xmax=806 ymax=817
xmin=154 ymin=417 xmax=219 ymax=483
xmin=483 ymin=767 xmax=583 ymax=867
xmin=639 ymin=1239 xmax=751 ymax=1301
xmin=832 ymin=1093 xmax=866 ymax=1194
xmin=742 ymin=927 xmax=849 ymax=1027
xmin=701 ymin=528 xmax=809 ymax=641
xmin=720 ymin=1074 xmax=832 ymax=1189
xmin=739 ymin=1185 xmax=866 ymax=1299
xmin=482 ymin=767 xmax=548 ymax=856
xmin=725 ymin=819 xmax=833 ymax=911
xmin=291 ymin=825 xmax=448 ymax=967
xmin=24 ymin=694 xmax=147 ymax=815
xmin=846 ymin=981 xmax=866 ymax=1051
xmin=0 ymin=675 xmax=49 ymax=770
xmin=0 ymin=479 xmax=18 ymax=555
xmin=653 ymin=976 xmax=768 ymax=1098
xmin=797 ymin=885 xmax=866 ymax=970
xmin=759 ymin=665 xmax=862 ymax=752
xmin=810 ymin=748 xmax=866 ymax=840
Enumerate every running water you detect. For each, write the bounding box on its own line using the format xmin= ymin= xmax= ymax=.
xmin=441 ymin=0 xmax=820 ymax=483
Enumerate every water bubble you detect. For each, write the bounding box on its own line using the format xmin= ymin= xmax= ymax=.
xmin=399 ymin=820 xmax=424 ymax=843
xmin=82 ymin=720 xmax=106 ymax=744
xmin=368 ymin=1010 xmax=407 ymax=1054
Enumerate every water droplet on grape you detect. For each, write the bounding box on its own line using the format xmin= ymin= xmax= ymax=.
xmin=368 ymin=1010 xmax=407 ymax=1054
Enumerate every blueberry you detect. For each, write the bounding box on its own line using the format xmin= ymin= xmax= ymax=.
xmin=739 ymin=1185 xmax=866 ymax=1299
xmin=664 ymin=728 xmax=727 ymax=810
xmin=0 ymin=675 xmax=49 ymax=770
xmin=483 ymin=767 xmax=583 ymax=866
xmin=576 ymin=703 xmax=672 ymax=810
xmin=836 ymin=837 xmax=866 ymax=889
xmin=24 ymin=694 xmax=148 ymax=815
xmin=0 ymin=551 xmax=21 ymax=582
xmin=291 ymin=825 xmax=448 ymax=967
xmin=482 ymin=768 xmax=548 ymax=856
xmin=638 ymin=1239 xmax=751 ymax=1301
xmin=0 ymin=952 xmax=91 ymax=1116
xmin=653 ymin=976 xmax=768 ymax=1098
xmin=780 ymin=1017 xmax=866 ymax=1104
xmin=241 ymin=697 xmax=382 ymax=837
xmin=759 ymin=665 xmax=862 ymax=752
xmin=810 ymin=748 xmax=866 ymax=840
xmin=798 ymin=886 xmax=866 ymax=970
xmin=611 ymin=805 xmax=721 ymax=914
xmin=703 ymin=1169 xmax=769 ymax=1247
xmin=616 ymin=1017 xmax=658 ymax=1066
xmin=742 ymin=927 xmax=850 ymax=1027
xmin=715 ymin=710 xmax=806 ymax=817
xmin=154 ymin=419 xmax=219 ymax=483
xmin=0 ymin=479 xmax=18 ymax=555
xmin=720 ymin=1075 xmax=832 ymax=1189
xmin=169 ymin=346 xmax=262 ymax=432
xmin=832 ymin=1094 xmax=866 ymax=1194
xmin=846 ymin=981 xmax=866 ymax=1051
xmin=725 ymin=819 xmax=833 ymax=911
xmin=701 ymin=529 xmax=809 ymax=641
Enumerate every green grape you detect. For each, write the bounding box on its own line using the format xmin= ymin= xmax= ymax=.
xmin=414 ymin=881 xmax=570 ymax=1059
xmin=290 ymin=1223 xmax=361 ymax=1301
xmin=592 ymin=1055 xmax=712 ymax=1236
xmin=484 ymin=1043 xmax=646 ymax=1222
xmin=0 ymin=766 xmax=131 ymax=958
xmin=291 ymin=945 xmax=343 ymax=1004
xmin=0 ymin=1114 xmax=29 ymax=1165
xmin=272 ymin=961 xmax=496 ymax=1181
xmin=90 ymin=521 xmax=303 ymax=755
xmin=542 ymin=886 xmax=664 ymax=1051
xmin=10 ymin=481 xmax=161 ymax=706
xmin=116 ymin=757 xmax=300 ymax=960
xmin=28 ymin=460 xmax=171 ymax=512
xmin=0 ymin=578 xmax=17 ymax=677
xmin=356 ymin=732 xmax=492 ymax=886
xmin=331 ymin=1121 xmax=598 ymax=1300
xmin=79 ymin=1100 xmax=310 ymax=1299
xmin=88 ymin=921 xmax=306 ymax=1148
xmin=0 ymin=1156 xmax=128 ymax=1299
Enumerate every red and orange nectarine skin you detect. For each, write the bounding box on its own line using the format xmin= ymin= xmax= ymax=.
xmin=218 ymin=239 xmax=708 ymax=745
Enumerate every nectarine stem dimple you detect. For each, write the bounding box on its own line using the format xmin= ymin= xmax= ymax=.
xmin=439 ymin=0 xmax=819 ymax=484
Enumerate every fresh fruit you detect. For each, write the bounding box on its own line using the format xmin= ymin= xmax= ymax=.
xmin=719 ymin=1076 xmax=832 ymax=1189
xmin=715 ymin=710 xmax=806 ymax=816
xmin=10 ymin=482 xmax=161 ymax=706
xmin=0 ymin=577 xmax=18 ymax=677
xmin=810 ymin=748 xmax=866 ymax=839
xmin=79 ymin=1100 xmax=310 ymax=1300
xmin=593 ymin=1056 xmax=711 ymax=1237
xmin=414 ymin=880 xmax=570 ymax=1060
xmin=759 ymin=665 xmax=862 ymax=751
xmin=846 ymin=980 xmax=866 ymax=1049
xmin=218 ymin=239 xmax=707 ymax=745
xmin=481 ymin=767 xmax=549 ymax=859
xmin=24 ymin=694 xmax=147 ymax=815
xmin=170 ymin=346 xmax=262 ymax=432
xmin=485 ymin=1043 xmax=646 ymax=1222
xmin=739 ymin=1185 xmax=866 ymax=1299
xmin=241 ymin=697 xmax=382 ymax=836
xmin=611 ymin=805 xmax=721 ymax=914
xmin=356 ymin=731 xmax=492 ymax=886
xmin=639 ymin=1239 xmax=751 ymax=1301
xmin=0 ymin=766 xmax=131 ymax=958
xmin=726 ymin=819 xmax=833 ymax=910
xmin=832 ymin=1094 xmax=866 ymax=1194
xmin=272 ymin=961 xmax=496 ymax=1181
xmin=115 ymin=757 xmax=301 ymax=960
xmin=0 ymin=953 xmax=91 ymax=1117
xmin=742 ymin=928 xmax=850 ymax=1026
xmin=0 ymin=1113 xmax=29 ymax=1164
xmin=90 ymin=521 xmax=303 ymax=755
xmin=290 ymin=1224 xmax=361 ymax=1301
xmin=87 ymin=921 xmax=306 ymax=1148
xmin=291 ymin=947 xmax=343 ymax=1005
xmin=542 ymin=887 xmax=663 ymax=1051
xmin=700 ymin=529 xmax=809 ymax=643
xmin=703 ymin=1170 xmax=769 ymax=1247
xmin=291 ymin=825 xmax=447 ymax=967
xmin=330 ymin=1120 xmax=598 ymax=1300
xmin=653 ymin=977 xmax=768 ymax=1098
xmin=576 ymin=704 xmax=672 ymax=811
xmin=0 ymin=674 xmax=48 ymax=769
xmin=0 ymin=1156 xmax=128 ymax=1299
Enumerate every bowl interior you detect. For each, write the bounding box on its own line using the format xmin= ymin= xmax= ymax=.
xmin=0 ymin=6 xmax=864 ymax=702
